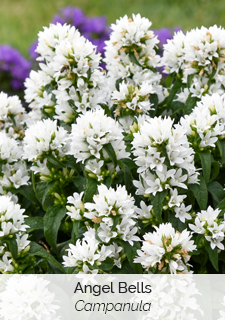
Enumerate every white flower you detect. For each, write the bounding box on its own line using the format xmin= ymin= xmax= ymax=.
xmin=98 ymin=223 xmax=118 ymax=243
xmin=84 ymin=184 xmax=139 ymax=244
xmin=0 ymin=196 xmax=28 ymax=237
xmin=134 ymin=223 xmax=196 ymax=274
xmin=180 ymin=93 xmax=225 ymax=152
xmin=0 ymin=252 xmax=13 ymax=273
xmin=63 ymin=238 xmax=100 ymax=268
xmin=162 ymin=26 xmax=225 ymax=99
xmin=189 ymin=217 xmax=206 ymax=234
xmin=23 ymin=119 xmax=69 ymax=161
xmin=66 ymin=192 xmax=84 ymax=221
xmin=175 ymin=204 xmax=192 ymax=223
xmin=0 ymin=275 xmax=60 ymax=320
xmin=105 ymin=14 xmax=161 ymax=77
xmin=69 ymin=109 xmax=129 ymax=163
xmin=189 ymin=206 xmax=225 ymax=250
xmin=0 ymin=92 xmax=26 ymax=135
xmin=136 ymin=201 xmax=153 ymax=220
xmin=0 ymin=133 xmax=22 ymax=162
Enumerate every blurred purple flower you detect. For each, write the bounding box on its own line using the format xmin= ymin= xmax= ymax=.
xmin=153 ymin=26 xmax=182 ymax=52
xmin=153 ymin=27 xmax=182 ymax=77
xmin=51 ymin=14 xmax=65 ymax=25
xmin=29 ymin=6 xmax=111 ymax=61
xmin=29 ymin=40 xmax=39 ymax=60
xmin=0 ymin=45 xmax=31 ymax=91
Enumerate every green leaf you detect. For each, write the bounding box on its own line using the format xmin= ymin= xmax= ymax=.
xmin=195 ymin=234 xmax=204 ymax=247
xmin=111 ymin=216 xmax=120 ymax=231
xmin=5 ymin=238 xmax=18 ymax=260
xmin=99 ymin=257 xmax=114 ymax=271
xmin=207 ymin=68 xmax=217 ymax=84
xmin=115 ymin=78 xmax=122 ymax=91
xmin=117 ymin=240 xmax=142 ymax=274
xmin=206 ymin=241 xmax=219 ymax=271
xmin=44 ymin=206 xmax=66 ymax=253
xmin=189 ymin=174 xmax=208 ymax=210
xmin=124 ymin=164 xmax=133 ymax=191
xmin=199 ymin=150 xmax=211 ymax=183
xmin=25 ymin=217 xmax=44 ymax=233
xmin=18 ymin=185 xmax=39 ymax=204
xmin=47 ymin=154 xmax=66 ymax=168
xmin=165 ymin=74 xmax=174 ymax=88
xmin=129 ymin=52 xmax=143 ymax=67
xmin=64 ymin=155 xmax=80 ymax=171
xmin=151 ymin=190 xmax=167 ymax=223
xmin=103 ymin=143 xmax=117 ymax=164
xmin=120 ymin=158 xmax=137 ymax=170
xmin=73 ymin=176 xmax=86 ymax=193
xmin=167 ymin=78 xmax=182 ymax=106
xmin=87 ymin=67 xmax=92 ymax=81
xmin=95 ymin=231 xmax=103 ymax=243
xmin=72 ymin=221 xmax=80 ymax=243
xmin=117 ymin=160 xmax=133 ymax=191
xmin=210 ymin=161 xmax=220 ymax=181
xmin=216 ymin=139 xmax=225 ymax=164
xmin=170 ymin=101 xmax=184 ymax=114
xmin=104 ymin=176 xmax=113 ymax=188
xmin=217 ymin=198 xmax=225 ymax=216
xmin=83 ymin=178 xmax=98 ymax=202
xmin=35 ymin=181 xmax=55 ymax=206
xmin=207 ymin=181 xmax=225 ymax=206
xmin=44 ymin=82 xmax=55 ymax=94
xmin=187 ymin=74 xmax=195 ymax=88
xmin=183 ymin=94 xmax=199 ymax=115
xmin=28 ymin=242 xmax=66 ymax=273
xmin=149 ymin=93 xmax=158 ymax=110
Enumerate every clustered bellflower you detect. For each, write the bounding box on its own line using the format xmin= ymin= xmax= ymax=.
xmin=0 ymin=12 xmax=225 ymax=277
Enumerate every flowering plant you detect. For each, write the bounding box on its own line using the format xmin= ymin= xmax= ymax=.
xmin=1 ymin=14 xmax=225 ymax=274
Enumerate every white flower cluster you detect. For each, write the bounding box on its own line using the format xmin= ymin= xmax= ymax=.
xmin=66 ymin=191 xmax=85 ymax=221
xmin=104 ymin=14 xmax=160 ymax=79
xmin=63 ymin=227 xmax=123 ymax=273
xmin=69 ymin=109 xmax=129 ymax=180
xmin=0 ymin=196 xmax=30 ymax=273
xmin=23 ymin=118 xmax=69 ymax=162
xmin=189 ymin=206 xmax=225 ymax=250
xmin=134 ymin=275 xmax=202 ymax=320
xmin=84 ymin=184 xmax=140 ymax=245
xmin=111 ymin=81 xmax=153 ymax=116
xmin=132 ymin=116 xmax=198 ymax=219
xmin=0 ymin=275 xmax=60 ymax=320
xmin=104 ymin=14 xmax=163 ymax=116
xmin=180 ymin=93 xmax=225 ymax=151
xmin=0 ymin=92 xmax=27 ymax=139
xmin=0 ymin=132 xmax=30 ymax=191
xmin=134 ymin=223 xmax=196 ymax=274
xmin=162 ymin=26 xmax=225 ymax=101
xmin=25 ymin=23 xmax=108 ymax=124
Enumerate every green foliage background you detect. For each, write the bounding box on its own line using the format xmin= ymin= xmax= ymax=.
xmin=1 ymin=0 xmax=224 ymax=57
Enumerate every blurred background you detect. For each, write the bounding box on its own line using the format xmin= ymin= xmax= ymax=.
xmin=1 ymin=0 xmax=224 ymax=56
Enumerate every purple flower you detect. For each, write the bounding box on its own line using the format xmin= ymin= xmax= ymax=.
xmin=60 ymin=6 xmax=86 ymax=28
xmin=81 ymin=16 xmax=108 ymax=34
xmin=52 ymin=14 xmax=65 ymax=25
xmin=153 ymin=27 xmax=182 ymax=51
xmin=0 ymin=45 xmax=31 ymax=91
xmin=154 ymin=28 xmax=173 ymax=48
xmin=29 ymin=7 xmax=112 ymax=60
xmin=29 ymin=40 xmax=39 ymax=60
